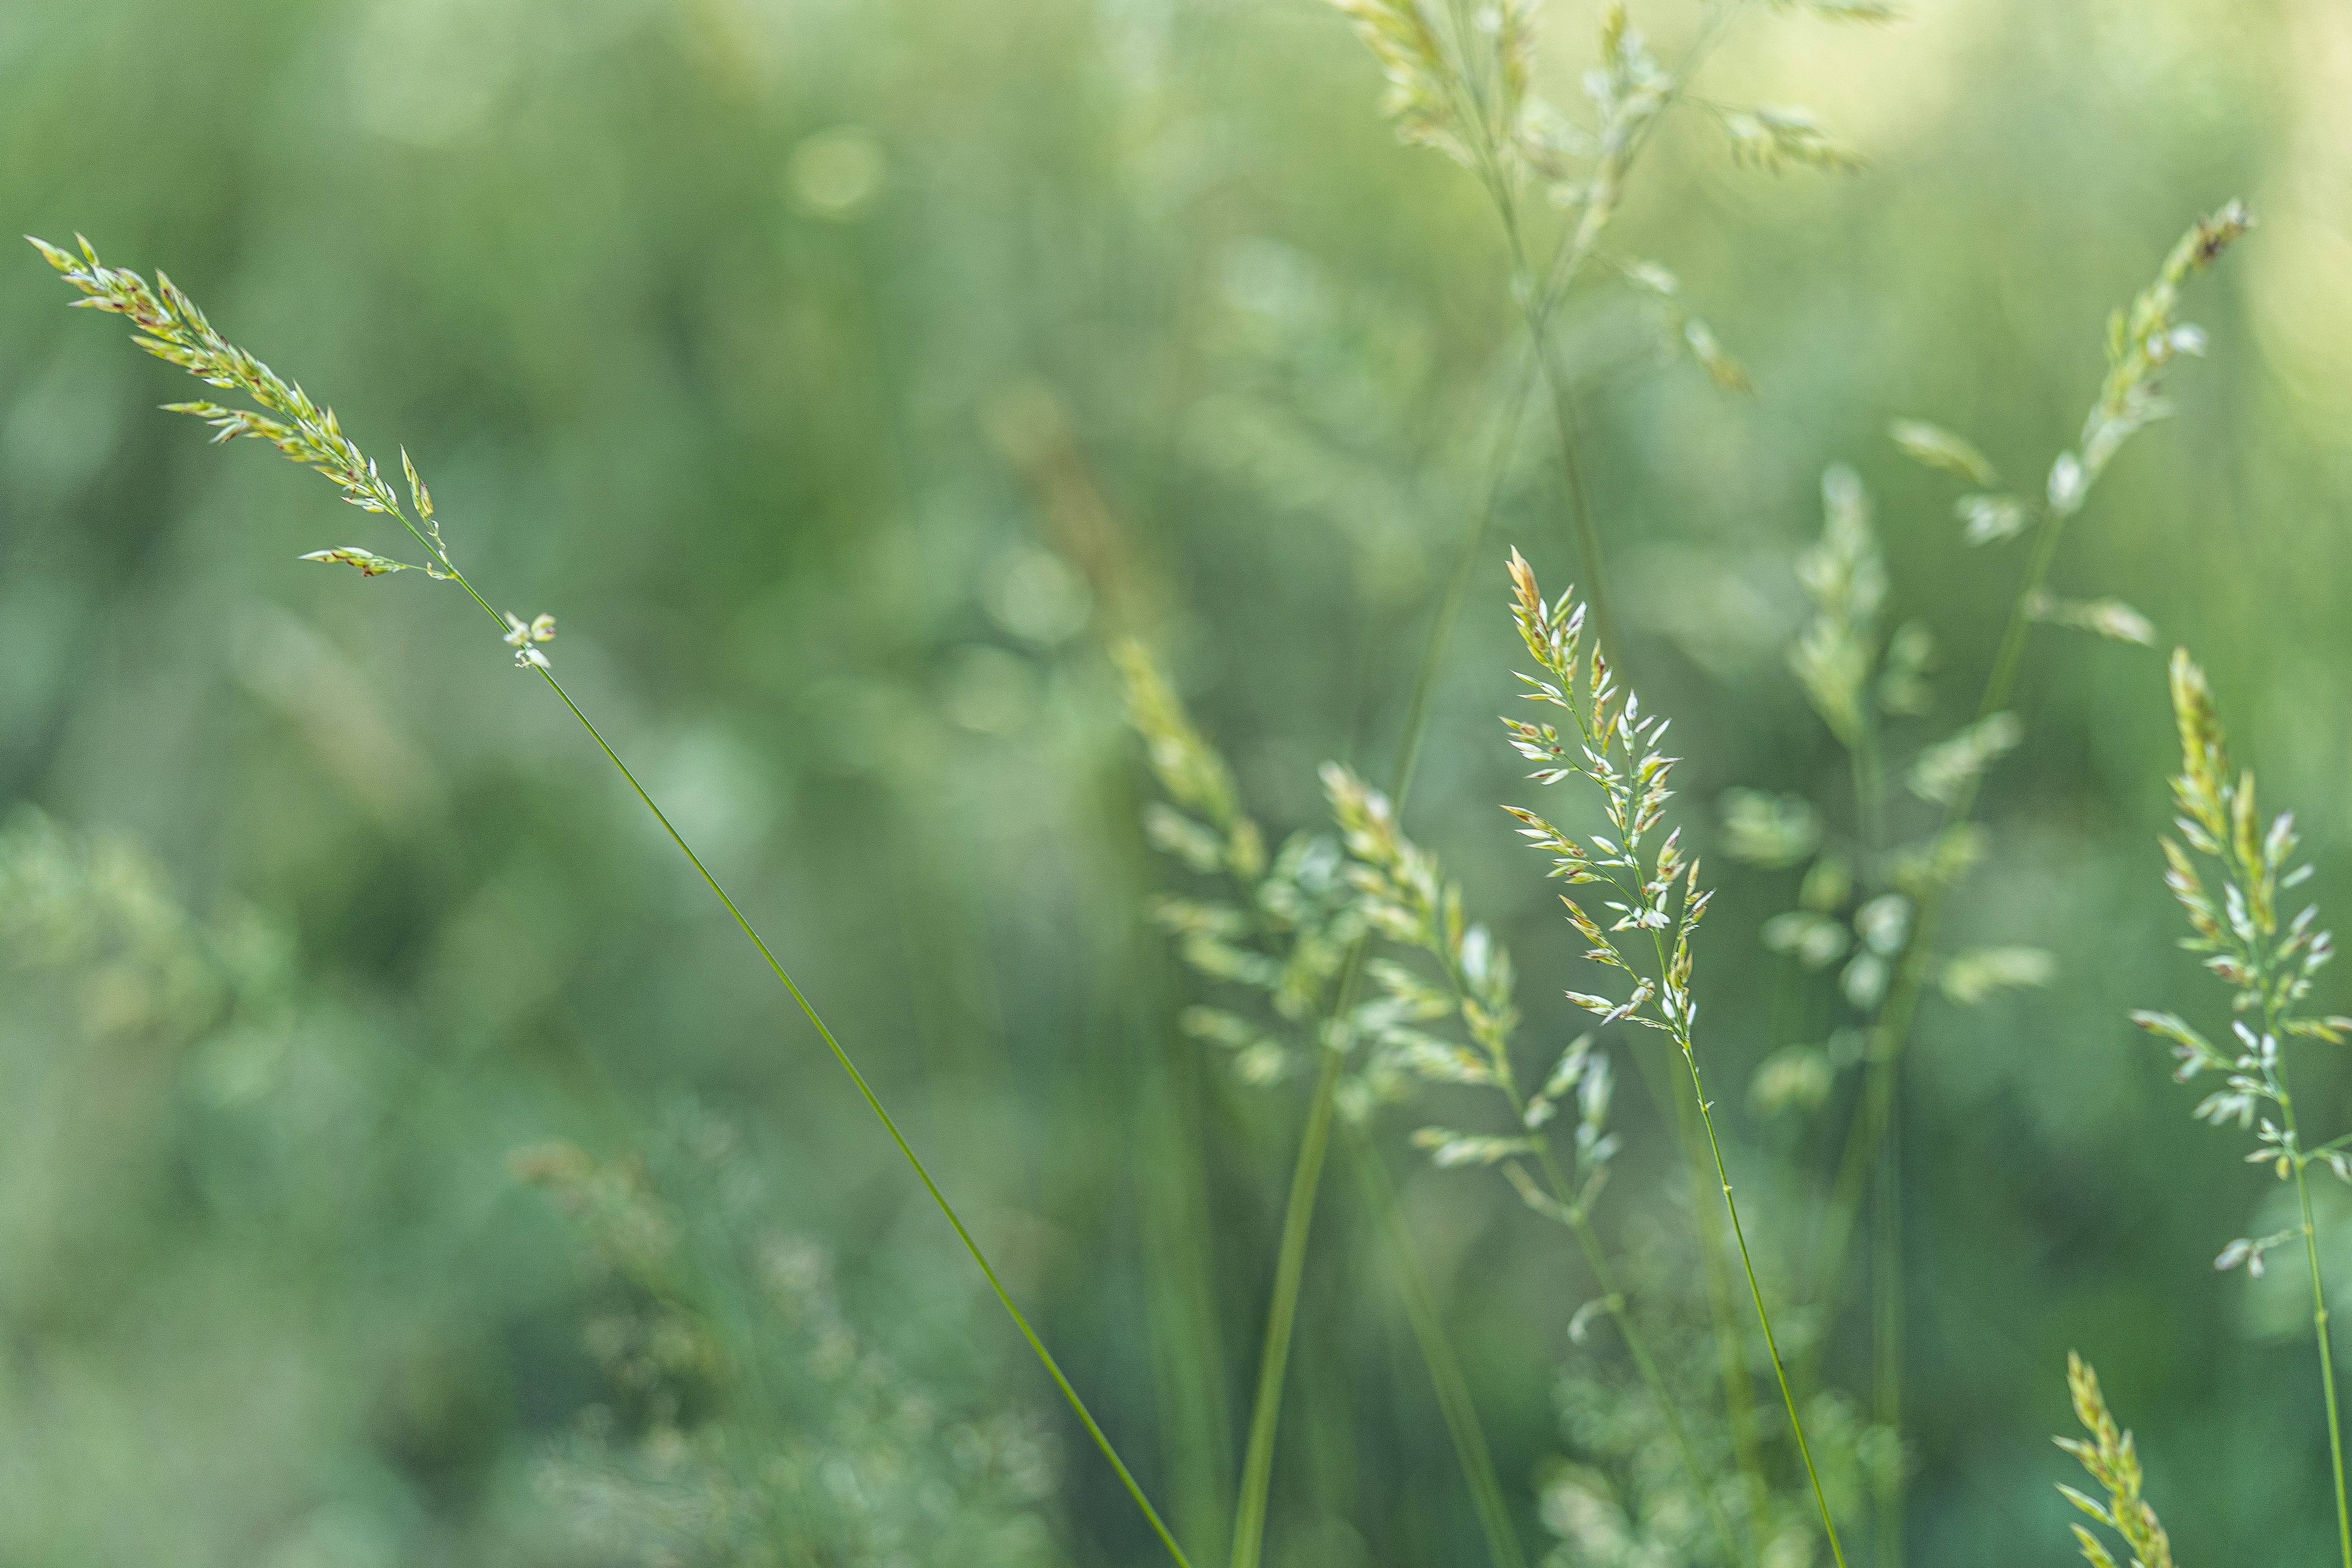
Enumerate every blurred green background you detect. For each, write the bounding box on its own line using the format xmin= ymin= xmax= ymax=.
xmin=5 ymin=0 xmax=2352 ymax=1563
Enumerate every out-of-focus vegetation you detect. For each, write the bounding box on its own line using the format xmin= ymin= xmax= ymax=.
xmin=6 ymin=0 xmax=2352 ymax=1563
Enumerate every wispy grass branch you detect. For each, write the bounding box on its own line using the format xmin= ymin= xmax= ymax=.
xmin=30 ymin=234 xmax=1200 ymax=1568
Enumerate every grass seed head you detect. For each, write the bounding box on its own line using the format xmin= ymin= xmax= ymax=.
xmin=2054 ymin=1354 xmax=2175 ymax=1568
xmin=29 ymin=235 xmax=548 ymax=666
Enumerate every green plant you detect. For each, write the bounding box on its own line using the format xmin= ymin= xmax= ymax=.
xmin=1805 ymin=195 xmax=2254 ymax=1315
xmin=2131 ymin=649 xmax=2352 ymax=1568
xmin=28 ymin=234 xmax=1196 ymax=1568
xmin=1324 ymin=0 xmax=1875 ymax=655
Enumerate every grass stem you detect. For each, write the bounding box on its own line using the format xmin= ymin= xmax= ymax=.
xmin=414 ymin=523 xmax=1203 ymax=1565
xmin=531 ymin=665 xmax=1196 ymax=1567
xmin=1849 ymin=680 xmax=1900 ymax=1567
xmin=1871 ymin=1113 xmax=1902 ymax=1567
xmin=1683 ymin=1038 xmax=1849 ymax=1568
xmin=2275 ymin=1035 xmax=2352 ymax=1568
xmin=1230 ymin=1034 xmax=1347 ymax=1568
xmin=1675 ymin=1056 xmax=1771 ymax=1556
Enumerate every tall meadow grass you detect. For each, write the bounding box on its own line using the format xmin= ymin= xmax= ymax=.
xmin=13 ymin=0 xmax=2348 ymax=1563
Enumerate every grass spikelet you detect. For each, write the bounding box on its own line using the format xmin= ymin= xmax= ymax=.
xmin=29 ymin=235 xmax=526 ymax=636
xmin=1886 ymin=419 xmax=1996 ymax=487
xmin=2077 ymin=202 xmax=2252 ymax=485
xmin=28 ymin=235 xmax=405 ymax=519
xmin=1323 ymin=0 xmax=1554 ymax=176
xmin=2054 ymin=1354 xmax=2175 ymax=1568
xmin=1118 ymin=642 xmax=1356 ymax=1083
xmin=1789 ymin=464 xmax=1887 ymax=750
xmin=1716 ymin=104 xmax=1864 ymax=173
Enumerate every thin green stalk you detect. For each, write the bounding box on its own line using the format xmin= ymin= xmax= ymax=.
xmin=1390 ymin=347 xmax=1542 ymax=804
xmin=1528 ymin=1135 xmax=1748 ymax=1568
xmin=1674 ymin=1054 xmax=1771 ymax=1554
xmin=1852 ymin=721 xmax=1889 ymax=877
xmin=428 ymin=550 xmax=1202 ymax=1568
xmin=1231 ymin=1036 xmax=1348 ymax=1568
xmin=1871 ymin=1107 xmax=1902 ymax=1568
xmin=1607 ymin=868 xmax=1844 ymax=1567
xmin=2271 ymin=1014 xmax=2352 ymax=1568
xmin=397 ymin=491 xmax=1210 ymax=1568
xmin=530 ymin=665 xmax=1193 ymax=1567
xmin=1488 ymin=178 xmax=1620 ymax=663
xmin=1848 ymin=693 xmax=1900 ymax=1568
xmin=1683 ymin=1035 xmax=1849 ymax=1568
xmin=1347 ymin=1128 xmax=1529 ymax=1568
xmin=1137 ymin=947 xmax=1241 ymax=1551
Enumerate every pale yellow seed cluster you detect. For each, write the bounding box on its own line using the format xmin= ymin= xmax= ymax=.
xmin=29 ymin=234 xmax=557 ymax=672
xmin=2055 ymin=1354 xmax=2176 ymax=1568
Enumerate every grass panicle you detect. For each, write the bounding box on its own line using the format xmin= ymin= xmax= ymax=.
xmin=1321 ymin=0 xmax=1877 ymax=664
xmin=1323 ymin=761 xmax=1748 ymax=1565
xmin=2054 ymin=1354 xmax=2176 ymax=1568
xmin=1501 ymin=548 xmax=1848 ymax=1567
xmin=2132 ymin=649 xmax=2352 ymax=1568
